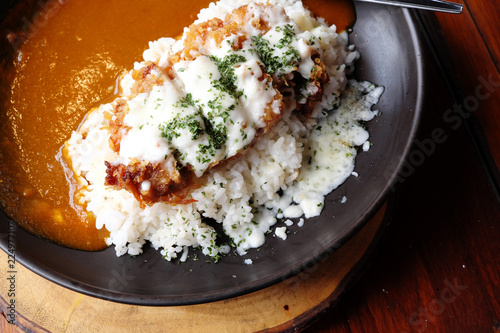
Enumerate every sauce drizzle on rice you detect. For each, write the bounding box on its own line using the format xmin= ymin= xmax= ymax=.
xmin=65 ymin=0 xmax=383 ymax=261
xmin=71 ymin=2 xmax=330 ymax=208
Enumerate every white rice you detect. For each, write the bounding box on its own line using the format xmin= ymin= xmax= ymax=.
xmin=65 ymin=0 xmax=383 ymax=262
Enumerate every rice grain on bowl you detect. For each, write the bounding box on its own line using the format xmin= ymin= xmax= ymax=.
xmin=65 ymin=0 xmax=383 ymax=262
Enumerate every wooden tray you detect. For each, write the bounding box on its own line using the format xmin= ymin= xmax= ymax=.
xmin=1 ymin=202 xmax=388 ymax=332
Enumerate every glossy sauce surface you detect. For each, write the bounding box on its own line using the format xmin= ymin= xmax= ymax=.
xmin=0 ymin=0 xmax=355 ymax=251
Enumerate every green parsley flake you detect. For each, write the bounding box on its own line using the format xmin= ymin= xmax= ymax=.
xmin=252 ymin=25 xmax=301 ymax=76
xmin=209 ymin=54 xmax=246 ymax=100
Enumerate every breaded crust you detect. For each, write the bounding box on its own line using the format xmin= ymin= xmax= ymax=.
xmin=94 ymin=3 xmax=329 ymax=208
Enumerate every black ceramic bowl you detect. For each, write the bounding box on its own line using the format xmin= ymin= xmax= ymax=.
xmin=0 ymin=2 xmax=423 ymax=305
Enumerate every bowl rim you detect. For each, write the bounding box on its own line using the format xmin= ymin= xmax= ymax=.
xmin=0 ymin=5 xmax=425 ymax=306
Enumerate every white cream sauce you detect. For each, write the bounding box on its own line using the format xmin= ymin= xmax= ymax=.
xmin=240 ymin=80 xmax=383 ymax=253
xmin=110 ymin=3 xmax=323 ymax=177
xmin=282 ymin=80 xmax=382 ymax=218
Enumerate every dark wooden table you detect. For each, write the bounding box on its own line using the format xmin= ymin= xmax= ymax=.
xmin=304 ymin=1 xmax=500 ymax=331
xmin=2 ymin=0 xmax=499 ymax=332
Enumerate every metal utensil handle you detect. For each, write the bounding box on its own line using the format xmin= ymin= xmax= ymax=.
xmin=355 ymin=0 xmax=463 ymax=14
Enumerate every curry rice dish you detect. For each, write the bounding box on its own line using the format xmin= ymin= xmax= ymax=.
xmin=27 ymin=0 xmax=384 ymax=262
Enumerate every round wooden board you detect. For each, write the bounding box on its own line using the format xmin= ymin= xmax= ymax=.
xmin=1 ymin=202 xmax=388 ymax=333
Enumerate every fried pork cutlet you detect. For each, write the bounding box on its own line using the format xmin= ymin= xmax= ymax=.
xmin=73 ymin=3 xmax=329 ymax=208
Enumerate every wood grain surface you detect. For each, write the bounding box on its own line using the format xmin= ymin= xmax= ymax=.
xmin=0 ymin=205 xmax=388 ymax=332
xmin=431 ymin=0 xmax=500 ymax=171
xmin=303 ymin=1 xmax=500 ymax=331
xmin=2 ymin=0 xmax=500 ymax=332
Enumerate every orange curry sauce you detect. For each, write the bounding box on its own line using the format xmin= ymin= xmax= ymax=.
xmin=0 ymin=0 xmax=355 ymax=251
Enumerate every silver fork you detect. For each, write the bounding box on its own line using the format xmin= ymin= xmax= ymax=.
xmin=355 ymin=0 xmax=463 ymax=13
